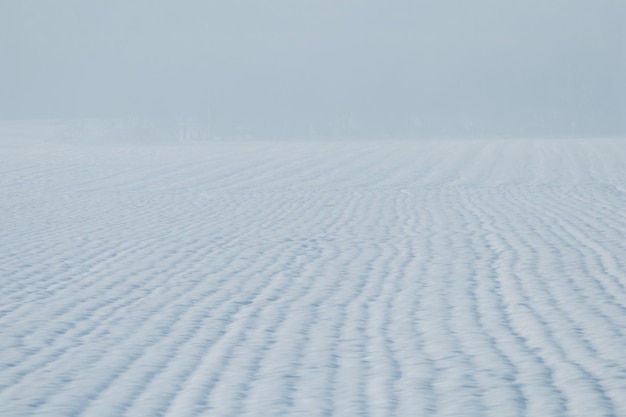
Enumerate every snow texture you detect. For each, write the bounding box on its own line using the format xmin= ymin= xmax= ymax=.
xmin=1 ymin=138 xmax=626 ymax=416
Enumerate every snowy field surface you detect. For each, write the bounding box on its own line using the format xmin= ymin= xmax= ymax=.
xmin=1 ymin=138 xmax=626 ymax=417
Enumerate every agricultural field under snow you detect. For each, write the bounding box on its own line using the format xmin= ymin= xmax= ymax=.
xmin=1 ymin=138 xmax=625 ymax=417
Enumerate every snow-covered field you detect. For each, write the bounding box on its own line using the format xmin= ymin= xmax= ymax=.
xmin=1 ymin=138 xmax=625 ymax=417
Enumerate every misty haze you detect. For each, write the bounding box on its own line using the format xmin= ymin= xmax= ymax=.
xmin=2 ymin=0 xmax=625 ymax=138
xmin=1 ymin=1 xmax=626 ymax=416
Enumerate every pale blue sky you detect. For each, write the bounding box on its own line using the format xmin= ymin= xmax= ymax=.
xmin=1 ymin=0 xmax=624 ymax=137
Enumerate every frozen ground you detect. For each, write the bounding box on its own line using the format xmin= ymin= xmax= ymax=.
xmin=1 ymin=138 xmax=625 ymax=417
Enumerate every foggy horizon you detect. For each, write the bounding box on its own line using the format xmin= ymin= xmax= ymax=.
xmin=2 ymin=0 xmax=625 ymax=139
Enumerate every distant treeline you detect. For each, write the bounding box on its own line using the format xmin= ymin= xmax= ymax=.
xmin=1 ymin=114 xmax=624 ymax=143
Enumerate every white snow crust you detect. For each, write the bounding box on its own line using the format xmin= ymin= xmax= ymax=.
xmin=1 ymin=138 xmax=625 ymax=416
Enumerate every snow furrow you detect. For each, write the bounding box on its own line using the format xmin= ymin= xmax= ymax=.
xmin=1 ymin=139 xmax=625 ymax=417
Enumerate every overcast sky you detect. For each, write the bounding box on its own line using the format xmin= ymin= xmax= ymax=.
xmin=1 ymin=0 xmax=624 ymax=138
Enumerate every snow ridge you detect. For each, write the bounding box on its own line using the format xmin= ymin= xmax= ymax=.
xmin=1 ymin=139 xmax=625 ymax=416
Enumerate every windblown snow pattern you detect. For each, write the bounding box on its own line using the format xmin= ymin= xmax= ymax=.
xmin=1 ymin=138 xmax=626 ymax=417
